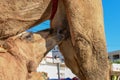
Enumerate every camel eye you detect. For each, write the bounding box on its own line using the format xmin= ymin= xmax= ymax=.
xmin=25 ymin=34 xmax=33 ymax=41
xmin=20 ymin=32 xmax=34 ymax=41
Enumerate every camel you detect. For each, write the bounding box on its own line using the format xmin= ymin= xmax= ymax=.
xmin=0 ymin=30 xmax=64 ymax=80
xmin=0 ymin=0 xmax=109 ymax=80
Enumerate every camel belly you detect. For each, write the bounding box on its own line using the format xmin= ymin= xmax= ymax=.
xmin=0 ymin=0 xmax=51 ymax=39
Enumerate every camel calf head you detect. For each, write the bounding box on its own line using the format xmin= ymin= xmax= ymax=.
xmin=3 ymin=30 xmax=64 ymax=72
xmin=0 ymin=29 xmax=64 ymax=80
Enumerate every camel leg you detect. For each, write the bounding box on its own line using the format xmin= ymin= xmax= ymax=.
xmin=58 ymin=0 xmax=110 ymax=80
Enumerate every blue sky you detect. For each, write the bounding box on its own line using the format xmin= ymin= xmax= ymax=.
xmin=102 ymin=0 xmax=120 ymax=52
xmin=28 ymin=0 xmax=120 ymax=52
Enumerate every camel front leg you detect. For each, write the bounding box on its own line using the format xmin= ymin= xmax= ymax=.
xmin=60 ymin=0 xmax=110 ymax=80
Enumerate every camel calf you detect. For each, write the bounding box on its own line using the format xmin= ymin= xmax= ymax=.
xmin=0 ymin=30 xmax=64 ymax=80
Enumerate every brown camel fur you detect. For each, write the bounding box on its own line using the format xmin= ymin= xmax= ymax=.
xmin=0 ymin=0 xmax=109 ymax=80
xmin=52 ymin=0 xmax=109 ymax=80
xmin=0 ymin=30 xmax=64 ymax=80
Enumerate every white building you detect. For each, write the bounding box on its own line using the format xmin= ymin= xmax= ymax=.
xmin=37 ymin=46 xmax=76 ymax=79
xmin=108 ymin=50 xmax=120 ymax=78
xmin=108 ymin=50 xmax=120 ymax=61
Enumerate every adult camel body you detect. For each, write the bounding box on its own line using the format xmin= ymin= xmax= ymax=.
xmin=0 ymin=0 xmax=109 ymax=80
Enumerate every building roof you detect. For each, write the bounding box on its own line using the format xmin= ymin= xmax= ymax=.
xmin=108 ymin=50 xmax=120 ymax=54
